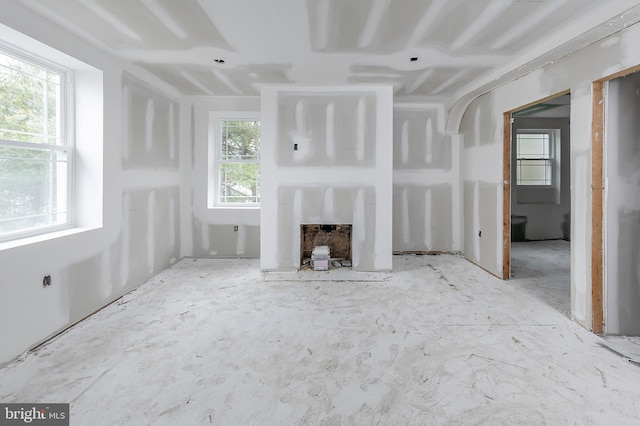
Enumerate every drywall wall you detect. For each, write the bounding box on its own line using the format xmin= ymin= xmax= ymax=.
xmin=460 ymin=92 xmax=502 ymax=276
xmin=187 ymin=98 xmax=458 ymax=259
xmin=511 ymin=117 xmax=571 ymax=241
xmin=261 ymin=86 xmax=393 ymax=271
xmin=393 ymin=105 xmax=459 ymax=253
xmin=605 ymin=72 xmax=640 ymax=335
xmin=0 ymin=1 xmax=182 ymax=365
xmin=187 ymin=96 xmax=261 ymax=258
xmin=458 ymin=20 xmax=640 ymax=330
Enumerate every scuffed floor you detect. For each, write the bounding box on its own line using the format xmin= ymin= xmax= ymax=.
xmin=1 ymin=253 xmax=640 ymax=425
xmin=510 ymin=240 xmax=571 ymax=317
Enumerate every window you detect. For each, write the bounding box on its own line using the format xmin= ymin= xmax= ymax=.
xmin=516 ymin=131 xmax=556 ymax=186
xmin=214 ymin=117 xmax=260 ymax=206
xmin=0 ymin=47 xmax=71 ymax=241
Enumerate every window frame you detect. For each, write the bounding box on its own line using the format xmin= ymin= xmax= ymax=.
xmin=515 ymin=129 xmax=559 ymax=187
xmin=0 ymin=42 xmax=74 ymax=243
xmin=208 ymin=111 xmax=261 ymax=208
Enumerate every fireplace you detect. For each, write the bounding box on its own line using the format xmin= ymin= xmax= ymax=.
xmin=300 ymin=224 xmax=352 ymax=268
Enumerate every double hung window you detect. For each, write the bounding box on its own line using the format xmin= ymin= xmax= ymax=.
xmin=0 ymin=48 xmax=71 ymax=241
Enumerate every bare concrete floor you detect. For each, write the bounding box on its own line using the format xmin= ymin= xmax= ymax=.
xmin=1 ymin=253 xmax=640 ymax=425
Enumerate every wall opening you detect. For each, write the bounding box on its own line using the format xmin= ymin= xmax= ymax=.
xmin=592 ymin=64 xmax=640 ymax=335
xmin=602 ymin=68 xmax=640 ymax=336
xmin=300 ymin=224 xmax=351 ymax=269
xmin=504 ymin=91 xmax=572 ymax=317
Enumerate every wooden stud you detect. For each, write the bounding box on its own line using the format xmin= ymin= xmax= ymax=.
xmin=503 ymin=112 xmax=512 ymax=280
xmin=596 ymin=63 xmax=640 ymax=83
xmin=590 ymin=65 xmax=640 ymax=335
xmin=591 ymin=81 xmax=605 ymax=335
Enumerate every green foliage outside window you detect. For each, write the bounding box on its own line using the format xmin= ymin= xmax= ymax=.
xmin=219 ymin=120 xmax=260 ymax=204
xmin=0 ymin=51 xmax=66 ymax=237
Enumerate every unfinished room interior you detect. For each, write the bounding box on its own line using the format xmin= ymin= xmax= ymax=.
xmin=2 ymin=0 xmax=640 ymax=424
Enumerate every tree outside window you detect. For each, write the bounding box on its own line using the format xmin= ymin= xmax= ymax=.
xmin=0 ymin=49 xmax=69 ymax=240
xmin=217 ymin=119 xmax=260 ymax=205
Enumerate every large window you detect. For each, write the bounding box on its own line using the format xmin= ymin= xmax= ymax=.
xmin=0 ymin=47 xmax=71 ymax=241
xmin=215 ymin=117 xmax=260 ymax=206
xmin=516 ymin=130 xmax=556 ymax=186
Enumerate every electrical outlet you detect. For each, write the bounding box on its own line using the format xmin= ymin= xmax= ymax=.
xmin=293 ymin=143 xmax=298 ymax=151
xmin=478 ymin=230 xmax=482 ymax=237
xmin=42 ymin=275 xmax=51 ymax=287
xmin=234 ymin=225 xmax=239 ymax=232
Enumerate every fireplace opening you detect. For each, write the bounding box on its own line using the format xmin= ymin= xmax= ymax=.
xmin=300 ymin=224 xmax=352 ymax=269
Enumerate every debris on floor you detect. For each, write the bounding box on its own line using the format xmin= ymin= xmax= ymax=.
xmin=1 ymin=251 xmax=639 ymax=425
xmin=601 ymin=336 xmax=640 ymax=364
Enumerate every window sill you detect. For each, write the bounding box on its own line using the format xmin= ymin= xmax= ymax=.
xmin=0 ymin=226 xmax=99 ymax=252
xmin=209 ymin=205 xmax=260 ymax=210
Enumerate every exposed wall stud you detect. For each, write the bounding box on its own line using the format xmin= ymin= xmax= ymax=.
xmin=592 ymin=80 xmax=604 ymax=335
xmin=590 ymin=64 xmax=640 ymax=334
xmin=503 ymin=111 xmax=512 ymax=280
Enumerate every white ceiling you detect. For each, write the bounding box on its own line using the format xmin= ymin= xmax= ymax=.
xmin=19 ymin=0 xmax=640 ymax=101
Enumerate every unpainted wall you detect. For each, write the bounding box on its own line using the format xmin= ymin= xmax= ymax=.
xmin=277 ymin=186 xmax=376 ymax=269
xmin=261 ymin=86 xmax=393 ymax=271
xmin=605 ymin=73 xmax=640 ymax=335
xmin=393 ymin=105 xmax=458 ymax=253
xmin=65 ymin=74 xmax=182 ymax=327
xmin=122 ymin=75 xmax=179 ymax=169
xmin=460 ymin=93 xmax=502 ymax=275
xmin=393 ymin=184 xmax=453 ymax=252
xmin=188 ymin=97 xmax=261 ymax=258
xmin=458 ymin=21 xmax=640 ymax=330
xmin=276 ymin=94 xmax=377 ymax=166
xmin=0 ymin=2 xmax=183 ymax=365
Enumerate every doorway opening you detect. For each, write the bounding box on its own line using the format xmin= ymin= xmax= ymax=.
xmin=504 ymin=92 xmax=572 ymax=317
xmin=599 ymin=68 xmax=640 ymax=337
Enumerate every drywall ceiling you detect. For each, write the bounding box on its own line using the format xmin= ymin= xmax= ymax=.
xmin=17 ymin=0 xmax=635 ymax=100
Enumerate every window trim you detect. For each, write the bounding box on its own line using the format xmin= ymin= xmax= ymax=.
xmin=0 ymin=43 xmax=74 ymax=243
xmin=208 ymin=111 xmax=261 ymax=209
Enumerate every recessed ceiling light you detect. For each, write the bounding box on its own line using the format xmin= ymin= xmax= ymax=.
xmin=410 ymin=57 xmax=418 ymax=62
xmin=214 ymin=59 xmax=225 ymax=64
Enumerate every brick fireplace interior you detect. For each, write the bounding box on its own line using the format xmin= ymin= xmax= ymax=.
xmin=300 ymin=224 xmax=352 ymax=266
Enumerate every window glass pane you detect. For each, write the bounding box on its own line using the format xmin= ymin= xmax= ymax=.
xmin=0 ymin=146 xmax=67 ymax=236
xmin=517 ymin=133 xmax=550 ymax=159
xmin=0 ymin=52 xmax=61 ymax=145
xmin=219 ymin=163 xmax=260 ymax=204
xmin=220 ymin=120 xmax=260 ymax=161
xmin=47 ymin=70 xmax=60 ymax=144
xmin=517 ymin=159 xmax=551 ymax=185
